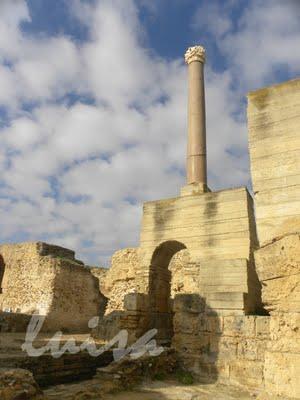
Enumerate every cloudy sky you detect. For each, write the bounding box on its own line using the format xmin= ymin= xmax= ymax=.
xmin=0 ymin=0 xmax=299 ymax=265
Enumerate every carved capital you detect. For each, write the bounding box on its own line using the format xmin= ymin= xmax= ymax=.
xmin=185 ymin=45 xmax=206 ymax=64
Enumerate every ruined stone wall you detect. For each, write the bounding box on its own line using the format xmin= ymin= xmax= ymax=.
xmin=248 ymin=78 xmax=300 ymax=246
xmin=0 ymin=242 xmax=105 ymax=332
xmin=255 ymin=234 xmax=300 ymax=399
xmin=99 ymin=248 xmax=140 ymax=315
xmin=172 ymin=294 xmax=269 ymax=393
xmin=89 ymin=267 xmax=108 ymax=296
xmin=137 ymin=187 xmax=260 ymax=314
xmin=247 ymin=79 xmax=300 ymax=398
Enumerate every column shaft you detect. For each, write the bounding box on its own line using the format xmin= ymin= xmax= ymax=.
xmin=187 ymin=60 xmax=207 ymax=185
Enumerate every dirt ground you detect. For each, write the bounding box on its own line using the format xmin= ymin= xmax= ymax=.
xmin=45 ymin=379 xmax=257 ymax=400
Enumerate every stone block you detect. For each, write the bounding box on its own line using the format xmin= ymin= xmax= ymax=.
xmin=229 ymin=359 xmax=264 ymax=389
xmin=237 ymin=338 xmax=266 ymax=361
xmin=223 ymin=316 xmax=256 ymax=338
xmin=173 ymin=313 xmax=201 ymax=335
xmin=205 ymin=292 xmax=244 ymax=308
xmin=204 ymin=315 xmax=223 ymax=333
xmin=255 ymin=316 xmax=270 ymax=338
xmin=123 ymin=293 xmax=148 ymax=311
xmin=264 ymin=351 xmax=300 ymax=399
xmin=268 ymin=313 xmax=300 ymax=353
xmin=200 ymin=258 xmax=249 ymax=294
xmin=255 ymin=234 xmax=300 ymax=314
xmin=172 ymin=333 xmax=210 ymax=355
xmin=173 ymin=294 xmax=205 ymax=314
xmin=216 ymin=336 xmax=238 ymax=361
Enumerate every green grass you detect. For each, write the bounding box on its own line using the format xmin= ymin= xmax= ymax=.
xmin=176 ymin=370 xmax=194 ymax=385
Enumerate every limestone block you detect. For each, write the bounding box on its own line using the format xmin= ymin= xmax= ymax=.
xmin=255 ymin=234 xmax=300 ymax=313
xmin=173 ymin=312 xmax=201 ymax=335
xmin=200 ymin=259 xmax=249 ymax=293
xmin=229 ymin=359 xmax=264 ymax=389
xmin=204 ymin=315 xmax=223 ymax=333
xmin=223 ymin=316 xmax=256 ymax=338
xmin=215 ymin=336 xmax=238 ymax=362
xmin=264 ymin=351 xmax=300 ymax=398
xmin=123 ymin=293 xmax=148 ymax=312
xmin=172 ymin=333 xmax=210 ymax=355
xmin=268 ymin=313 xmax=300 ymax=353
xmin=205 ymin=292 xmax=248 ymax=313
xmin=255 ymin=316 xmax=270 ymax=339
xmin=237 ymin=338 xmax=266 ymax=361
xmin=173 ymin=294 xmax=205 ymax=314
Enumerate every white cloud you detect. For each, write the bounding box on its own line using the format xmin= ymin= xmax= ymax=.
xmin=0 ymin=0 xmax=298 ymax=265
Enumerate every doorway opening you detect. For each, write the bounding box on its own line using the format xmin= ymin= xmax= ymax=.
xmin=148 ymin=240 xmax=186 ymax=344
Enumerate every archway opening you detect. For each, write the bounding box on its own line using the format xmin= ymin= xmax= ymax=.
xmin=148 ymin=240 xmax=186 ymax=344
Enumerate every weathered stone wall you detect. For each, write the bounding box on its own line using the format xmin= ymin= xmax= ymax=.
xmin=172 ymin=294 xmax=269 ymax=392
xmin=255 ymin=234 xmax=300 ymax=398
xmin=0 ymin=242 xmax=105 ymax=332
xmin=89 ymin=266 xmax=108 ymax=296
xmin=0 ymin=312 xmax=32 ymax=333
xmin=101 ymin=248 xmax=140 ymax=314
xmin=140 ymin=187 xmax=257 ymax=270
xmin=248 ymin=78 xmax=300 ymax=246
xmin=137 ymin=187 xmax=260 ymax=315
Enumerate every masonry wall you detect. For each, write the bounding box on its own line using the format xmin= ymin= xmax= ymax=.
xmin=0 ymin=242 xmax=105 ymax=332
xmin=247 ymin=79 xmax=300 ymax=398
xmin=140 ymin=187 xmax=257 ymax=269
xmin=248 ymin=78 xmax=300 ymax=246
xmin=255 ymin=234 xmax=300 ymax=398
xmin=172 ymin=294 xmax=269 ymax=391
xmin=138 ymin=187 xmax=261 ymax=314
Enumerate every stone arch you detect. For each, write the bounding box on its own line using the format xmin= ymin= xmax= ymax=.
xmin=148 ymin=240 xmax=187 ymax=344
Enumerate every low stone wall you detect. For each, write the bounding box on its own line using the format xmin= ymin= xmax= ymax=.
xmin=0 ymin=312 xmax=32 ymax=333
xmin=0 ymin=242 xmax=106 ymax=332
xmin=0 ymin=350 xmax=113 ymax=387
xmin=172 ymin=294 xmax=269 ymax=392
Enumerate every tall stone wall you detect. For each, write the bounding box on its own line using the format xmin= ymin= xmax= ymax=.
xmin=0 ymin=242 xmax=105 ymax=332
xmin=255 ymin=234 xmax=300 ymax=398
xmin=248 ymin=78 xmax=300 ymax=246
xmin=247 ymin=78 xmax=300 ymax=399
xmin=138 ymin=187 xmax=260 ymax=314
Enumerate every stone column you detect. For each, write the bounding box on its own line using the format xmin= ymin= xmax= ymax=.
xmin=181 ymin=45 xmax=208 ymax=195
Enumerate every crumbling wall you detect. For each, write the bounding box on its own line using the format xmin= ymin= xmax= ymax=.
xmin=0 ymin=242 xmax=105 ymax=332
xmin=169 ymin=249 xmax=190 ymax=296
xmin=90 ymin=267 xmax=109 ymax=296
xmin=255 ymin=234 xmax=300 ymax=399
xmin=172 ymin=294 xmax=269 ymax=392
xmin=102 ymin=248 xmax=140 ymax=314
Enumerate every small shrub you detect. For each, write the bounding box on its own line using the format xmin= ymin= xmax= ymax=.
xmin=153 ymin=372 xmax=167 ymax=381
xmin=176 ymin=370 xmax=194 ymax=385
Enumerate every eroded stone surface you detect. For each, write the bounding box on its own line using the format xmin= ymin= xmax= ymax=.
xmin=0 ymin=368 xmax=44 ymax=400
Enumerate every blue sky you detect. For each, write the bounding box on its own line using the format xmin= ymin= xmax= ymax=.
xmin=0 ymin=0 xmax=299 ymax=265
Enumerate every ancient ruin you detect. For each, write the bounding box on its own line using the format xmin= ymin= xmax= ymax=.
xmin=0 ymin=45 xmax=299 ymax=399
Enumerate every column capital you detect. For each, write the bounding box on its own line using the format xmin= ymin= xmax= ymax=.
xmin=185 ymin=45 xmax=206 ymax=65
